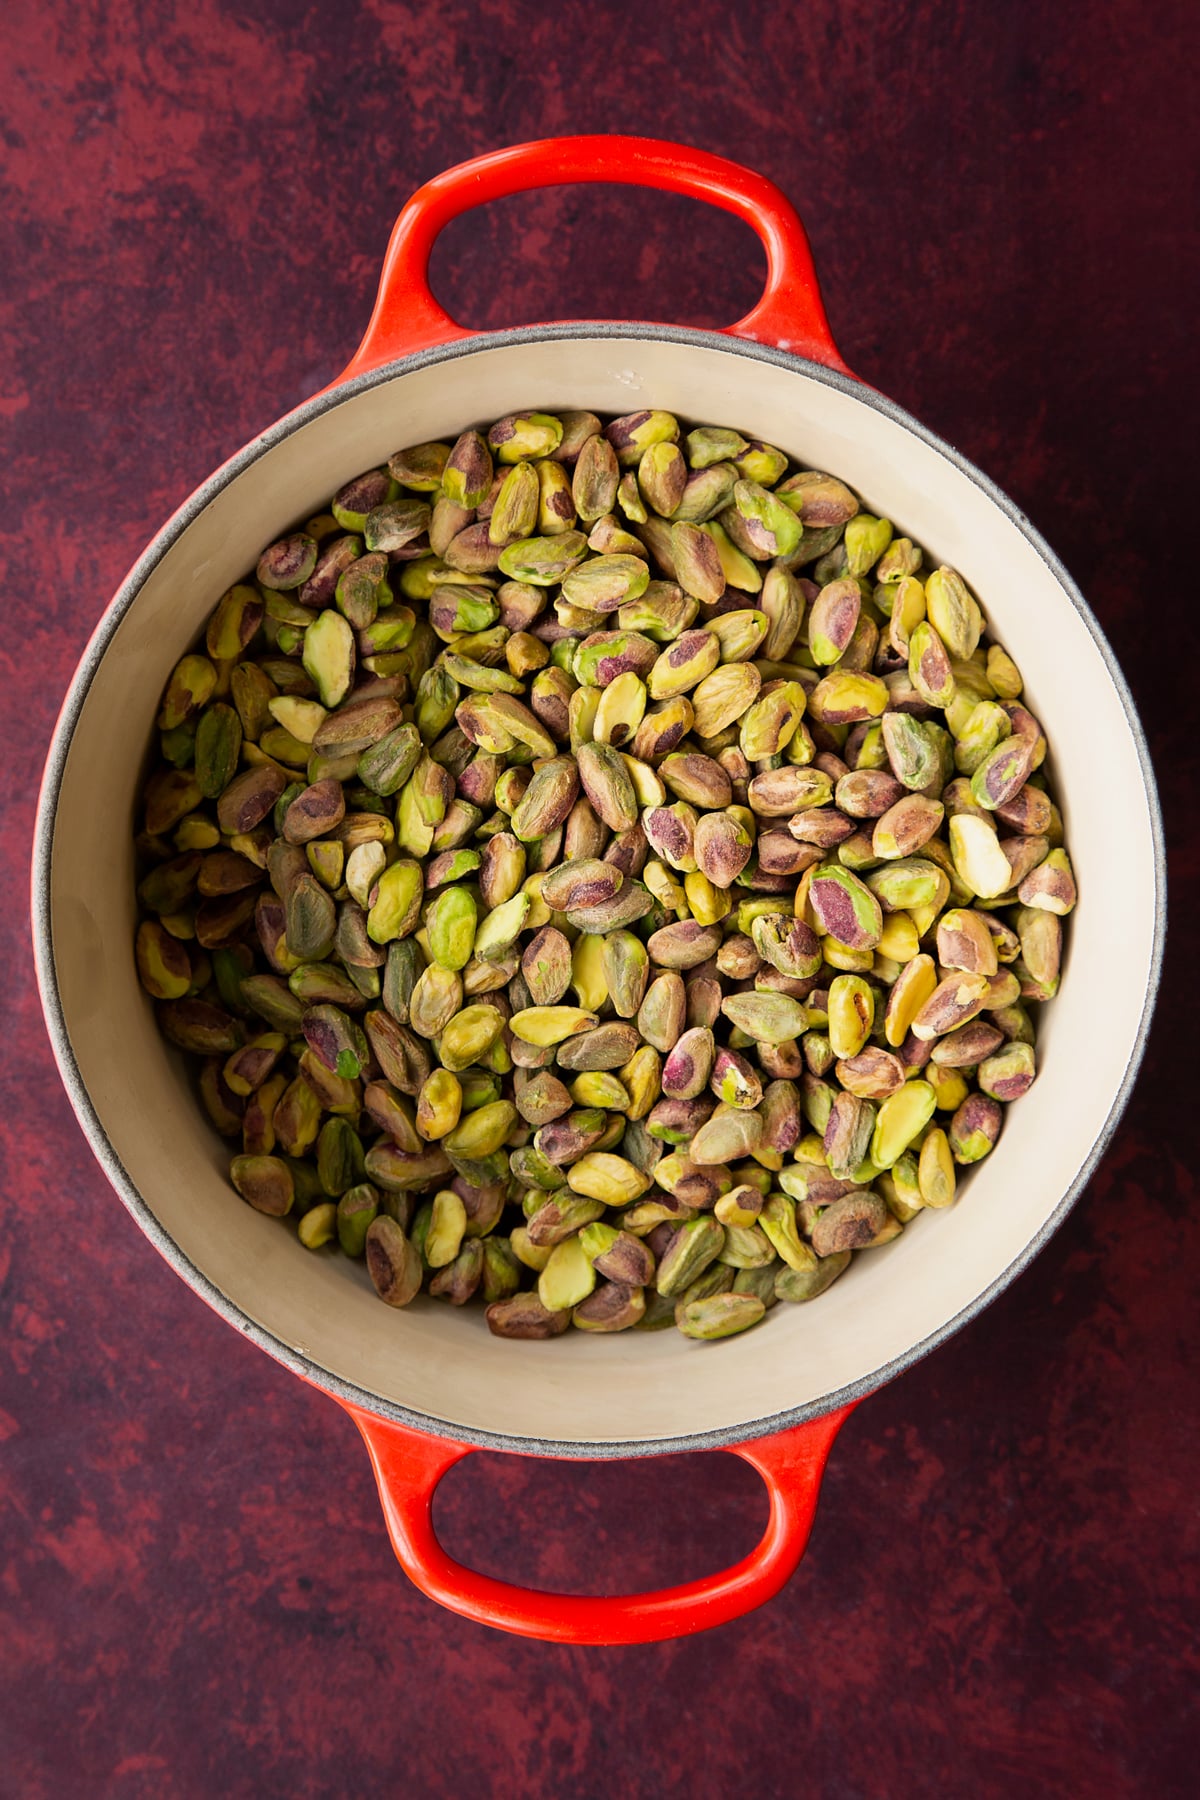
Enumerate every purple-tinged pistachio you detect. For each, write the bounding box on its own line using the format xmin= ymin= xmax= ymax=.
xmin=807 ymin=577 xmax=862 ymax=666
xmin=775 ymin=469 xmax=859 ymax=526
xmin=657 ymin=751 xmax=731 ymax=810
xmin=978 ymin=1040 xmax=1036 ymax=1102
xmin=135 ymin=920 xmax=193 ymax=1000
xmin=573 ymin=629 xmax=659 ymax=687
xmin=436 ymin=428 xmax=491 ymax=510
xmin=823 ymin=1090 xmax=876 ymax=1178
xmin=692 ymin=811 xmax=754 ymax=888
xmin=618 ymin=578 xmax=697 ymax=642
xmin=1000 ymin=833 xmax=1050 ymax=888
xmin=808 ymin=863 xmax=883 ymax=951
xmin=526 ymin=666 xmax=571 ymax=744
xmin=556 ymin=799 xmax=603 ymax=868
xmin=871 ymin=793 xmax=944 ymax=861
xmin=724 ymin=480 xmax=802 ymax=559
xmin=362 ymin=1215 xmax=422 ymax=1306
xmin=571 ymin=741 xmax=638 ymax=832
xmin=673 ymin=461 xmax=739 ymax=524
xmin=746 ymin=765 xmax=831 ymax=817
xmin=658 ymin=522 xmax=723 ymax=604
xmin=1018 ymin=847 xmax=1076 ymax=915
xmin=970 ymin=733 xmax=1036 ymax=811
xmin=605 ymin=409 xmax=679 ymax=467
xmin=486 ymin=412 xmax=563 ymax=463
xmin=564 ymin=881 xmax=654 ymax=933
xmin=143 ymin=767 xmax=203 ymax=836
xmin=754 ymin=831 xmax=822 ymax=878
xmin=230 ymin=1154 xmax=294 ymax=1217
xmin=811 ymin=1191 xmax=889 ymax=1256
xmin=604 ymin=822 xmax=649 ymax=879
xmin=205 ymin=584 xmax=263 ymax=661
xmin=646 ymin=1100 xmax=713 ymax=1151
xmin=785 ymin=808 xmax=853 ymax=849
xmin=476 ymin=834 xmax=525 ymax=913
xmin=807 ymin=670 xmax=890 ymax=728
xmin=280 ymin=777 xmax=345 ymax=845
xmin=555 ymin=1022 xmax=643 ymax=1074
xmin=948 ymin=1092 xmax=1003 ymax=1164
xmin=301 ymin=1004 xmax=369 ymax=1081
xmin=298 ymin=534 xmax=363 ymax=609
xmin=641 ymin=917 xmax=720 ymax=971
xmin=711 ymin=1046 xmax=762 ymax=1110
xmin=560 ymin=552 xmax=650 ymax=614
xmin=929 ymin=1019 xmax=1005 ymax=1068
xmin=485 ymin=1291 xmax=571 ymax=1338
xmin=539 ymin=858 xmax=622 ymax=915
xmin=935 ymin=907 xmax=999 ymax=976
xmin=751 ymin=914 xmax=822 ymax=980
xmin=907 ymin=620 xmax=956 ymax=709
xmin=835 ymin=1045 xmax=907 ymax=1100
xmin=642 ymin=802 xmax=698 ymax=873
xmin=331 ymin=468 xmax=399 ymax=529
xmin=661 ymin=1025 xmax=716 ymax=1100
xmin=908 ymin=970 xmax=990 ymax=1044
xmin=994 ymin=782 xmax=1053 ymax=836
xmin=158 ymin=654 xmax=218 ymax=732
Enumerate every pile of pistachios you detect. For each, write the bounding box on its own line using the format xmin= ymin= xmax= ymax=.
xmin=134 ymin=406 xmax=1076 ymax=1343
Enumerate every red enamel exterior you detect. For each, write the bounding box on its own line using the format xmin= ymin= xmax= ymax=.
xmin=342 ymin=1399 xmax=859 ymax=1645
xmin=327 ymin=136 xmax=860 ymax=1644
xmin=338 ymin=134 xmax=849 ymax=378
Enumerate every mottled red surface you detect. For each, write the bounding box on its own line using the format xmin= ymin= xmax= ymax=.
xmin=2 ymin=0 xmax=1196 ymax=1793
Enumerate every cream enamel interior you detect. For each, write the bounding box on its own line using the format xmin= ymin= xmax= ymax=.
xmin=45 ymin=333 xmax=1159 ymax=1449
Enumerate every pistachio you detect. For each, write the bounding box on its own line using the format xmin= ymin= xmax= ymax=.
xmin=140 ymin=404 xmax=1072 ymax=1347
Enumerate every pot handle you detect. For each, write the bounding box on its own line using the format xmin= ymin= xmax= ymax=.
xmin=340 ymin=1398 xmax=857 ymax=1645
xmin=338 ymin=135 xmax=847 ymax=379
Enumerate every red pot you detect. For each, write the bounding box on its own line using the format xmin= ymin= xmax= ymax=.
xmin=33 ymin=137 xmax=1163 ymax=1646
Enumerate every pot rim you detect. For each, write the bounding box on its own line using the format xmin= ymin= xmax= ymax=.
xmin=32 ymin=322 xmax=1167 ymax=1459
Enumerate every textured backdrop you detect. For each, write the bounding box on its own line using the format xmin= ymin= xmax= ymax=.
xmin=2 ymin=1 xmax=1196 ymax=1795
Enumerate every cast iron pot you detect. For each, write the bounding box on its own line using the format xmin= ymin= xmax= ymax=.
xmin=32 ymin=137 xmax=1164 ymax=1646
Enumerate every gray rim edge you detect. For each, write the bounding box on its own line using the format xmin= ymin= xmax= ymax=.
xmin=31 ymin=322 xmax=1168 ymax=1461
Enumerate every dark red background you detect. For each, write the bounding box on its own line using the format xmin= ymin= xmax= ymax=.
xmin=2 ymin=1 xmax=1196 ymax=1794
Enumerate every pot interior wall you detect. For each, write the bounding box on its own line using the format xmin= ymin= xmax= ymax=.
xmin=46 ymin=332 xmax=1159 ymax=1449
